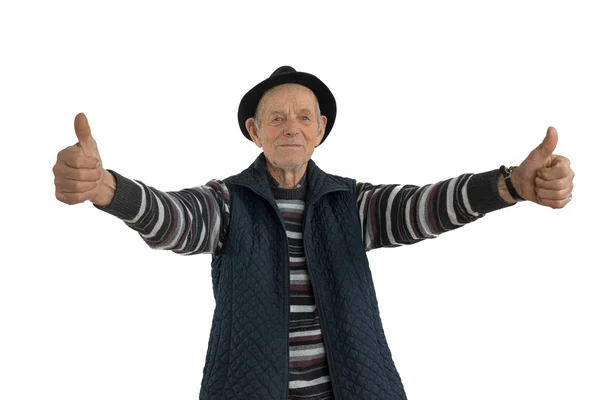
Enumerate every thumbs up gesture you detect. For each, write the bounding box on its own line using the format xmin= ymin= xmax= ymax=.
xmin=511 ymin=127 xmax=575 ymax=208
xmin=53 ymin=113 xmax=115 ymax=206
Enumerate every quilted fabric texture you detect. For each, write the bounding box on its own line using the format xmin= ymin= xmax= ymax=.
xmin=199 ymin=154 xmax=407 ymax=399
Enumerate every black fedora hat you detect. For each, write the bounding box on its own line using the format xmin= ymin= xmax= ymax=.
xmin=237 ymin=66 xmax=337 ymax=145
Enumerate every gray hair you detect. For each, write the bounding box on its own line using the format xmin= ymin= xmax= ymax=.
xmin=253 ymin=92 xmax=322 ymax=132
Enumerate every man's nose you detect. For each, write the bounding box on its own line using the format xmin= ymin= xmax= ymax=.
xmin=283 ymin=115 xmax=301 ymax=136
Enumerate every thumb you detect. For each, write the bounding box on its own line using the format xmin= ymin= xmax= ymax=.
xmin=536 ymin=126 xmax=558 ymax=156
xmin=74 ymin=112 xmax=99 ymax=157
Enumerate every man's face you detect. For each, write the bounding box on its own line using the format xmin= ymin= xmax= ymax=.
xmin=246 ymin=83 xmax=327 ymax=172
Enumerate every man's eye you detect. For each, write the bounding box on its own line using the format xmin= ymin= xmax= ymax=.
xmin=301 ymin=116 xmax=310 ymax=121
xmin=273 ymin=116 xmax=282 ymax=122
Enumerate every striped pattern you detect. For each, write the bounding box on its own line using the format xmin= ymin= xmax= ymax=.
xmin=119 ymin=174 xmax=482 ymax=257
xmin=274 ymin=196 xmax=334 ymax=400
xmin=356 ymin=174 xmax=481 ymax=251
xmin=123 ymin=179 xmax=230 ymax=255
xmin=105 ymin=168 xmax=488 ymax=400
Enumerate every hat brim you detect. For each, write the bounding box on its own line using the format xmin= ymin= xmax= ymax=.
xmin=237 ymin=71 xmax=336 ymax=145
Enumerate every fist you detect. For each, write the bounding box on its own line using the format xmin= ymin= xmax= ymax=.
xmin=53 ymin=113 xmax=106 ymax=205
xmin=512 ymin=127 xmax=575 ymax=209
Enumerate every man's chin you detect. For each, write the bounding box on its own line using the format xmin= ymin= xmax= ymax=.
xmin=267 ymin=157 xmax=308 ymax=172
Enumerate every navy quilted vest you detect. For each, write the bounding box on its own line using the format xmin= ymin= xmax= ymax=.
xmin=199 ymin=153 xmax=407 ymax=400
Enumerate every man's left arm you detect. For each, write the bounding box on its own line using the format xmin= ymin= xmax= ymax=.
xmin=358 ymin=126 xmax=574 ymax=251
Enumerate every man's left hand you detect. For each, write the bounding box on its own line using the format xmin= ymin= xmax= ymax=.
xmin=511 ymin=127 xmax=574 ymax=208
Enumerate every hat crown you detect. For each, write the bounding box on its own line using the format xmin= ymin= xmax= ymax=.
xmin=270 ymin=66 xmax=296 ymax=77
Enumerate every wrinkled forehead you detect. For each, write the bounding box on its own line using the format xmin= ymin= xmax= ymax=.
xmin=258 ymin=83 xmax=318 ymax=113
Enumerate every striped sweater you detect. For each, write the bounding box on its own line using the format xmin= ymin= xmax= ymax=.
xmin=95 ymin=162 xmax=510 ymax=399
xmin=269 ymin=172 xmax=334 ymax=399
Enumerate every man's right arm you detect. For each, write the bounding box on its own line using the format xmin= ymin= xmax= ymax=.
xmin=53 ymin=112 xmax=229 ymax=256
xmin=93 ymin=170 xmax=230 ymax=256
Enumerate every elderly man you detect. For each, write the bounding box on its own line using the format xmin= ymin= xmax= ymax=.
xmin=53 ymin=66 xmax=574 ymax=400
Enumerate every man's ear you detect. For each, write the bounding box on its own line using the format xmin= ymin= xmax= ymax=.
xmin=245 ymin=118 xmax=262 ymax=148
xmin=315 ymin=115 xmax=327 ymax=147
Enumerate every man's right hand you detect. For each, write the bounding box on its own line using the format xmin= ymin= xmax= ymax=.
xmin=53 ymin=113 xmax=116 ymax=207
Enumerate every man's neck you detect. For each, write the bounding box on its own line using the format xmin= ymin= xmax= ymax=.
xmin=266 ymin=159 xmax=308 ymax=189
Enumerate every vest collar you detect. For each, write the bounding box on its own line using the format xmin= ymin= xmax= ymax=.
xmin=227 ymin=152 xmax=349 ymax=207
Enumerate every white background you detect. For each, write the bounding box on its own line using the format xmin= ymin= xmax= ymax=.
xmin=1 ymin=0 xmax=598 ymax=399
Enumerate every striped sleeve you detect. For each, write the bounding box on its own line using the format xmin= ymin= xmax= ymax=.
xmin=356 ymin=168 xmax=513 ymax=251
xmin=94 ymin=170 xmax=230 ymax=256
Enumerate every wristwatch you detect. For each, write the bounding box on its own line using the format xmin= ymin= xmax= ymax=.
xmin=499 ymin=165 xmax=525 ymax=202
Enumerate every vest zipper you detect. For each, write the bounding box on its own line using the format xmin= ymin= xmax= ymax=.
xmin=303 ymin=194 xmax=341 ymax=400
xmin=268 ymin=203 xmax=291 ymax=400
xmin=283 ymin=234 xmax=290 ymax=400
xmin=303 ymin=247 xmax=340 ymax=400
xmin=267 ymin=203 xmax=291 ymax=400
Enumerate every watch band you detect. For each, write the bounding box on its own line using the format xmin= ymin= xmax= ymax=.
xmin=500 ymin=165 xmax=525 ymax=202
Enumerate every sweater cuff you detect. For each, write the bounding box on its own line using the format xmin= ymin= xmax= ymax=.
xmin=468 ymin=169 xmax=515 ymax=214
xmin=93 ymin=169 xmax=142 ymax=221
